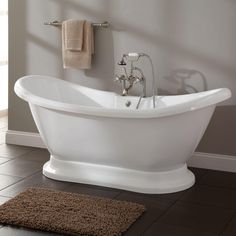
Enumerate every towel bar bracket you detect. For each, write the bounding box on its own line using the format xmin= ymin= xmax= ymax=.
xmin=44 ymin=21 xmax=109 ymax=28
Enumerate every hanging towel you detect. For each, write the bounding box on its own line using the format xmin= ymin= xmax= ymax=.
xmin=64 ymin=20 xmax=84 ymax=51
xmin=62 ymin=20 xmax=94 ymax=69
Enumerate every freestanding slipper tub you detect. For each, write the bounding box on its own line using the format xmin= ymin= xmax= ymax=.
xmin=14 ymin=75 xmax=231 ymax=193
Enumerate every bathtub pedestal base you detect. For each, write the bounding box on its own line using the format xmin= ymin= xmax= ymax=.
xmin=43 ymin=156 xmax=195 ymax=194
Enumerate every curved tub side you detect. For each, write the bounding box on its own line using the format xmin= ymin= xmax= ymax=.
xmin=30 ymin=101 xmax=216 ymax=193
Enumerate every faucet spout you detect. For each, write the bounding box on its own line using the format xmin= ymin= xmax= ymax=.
xmin=122 ymin=89 xmax=128 ymax=96
xmin=122 ymin=83 xmax=133 ymax=96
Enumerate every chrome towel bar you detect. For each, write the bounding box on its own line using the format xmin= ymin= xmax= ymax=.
xmin=44 ymin=20 xmax=109 ymax=28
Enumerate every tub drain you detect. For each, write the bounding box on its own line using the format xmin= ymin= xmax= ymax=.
xmin=125 ymin=100 xmax=131 ymax=107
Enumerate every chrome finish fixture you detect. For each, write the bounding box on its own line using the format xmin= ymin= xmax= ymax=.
xmin=118 ymin=57 xmax=127 ymax=66
xmin=44 ymin=20 xmax=110 ymax=28
xmin=115 ymin=66 xmax=146 ymax=97
xmin=115 ymin=53 xmax=157 ymax=109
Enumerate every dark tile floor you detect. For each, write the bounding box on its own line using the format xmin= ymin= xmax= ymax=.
xmin=0 ymin=117 xmax=236 ymax=235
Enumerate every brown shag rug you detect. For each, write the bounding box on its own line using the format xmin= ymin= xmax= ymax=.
xmin=0 ymin=187 xmax=145 ymax=236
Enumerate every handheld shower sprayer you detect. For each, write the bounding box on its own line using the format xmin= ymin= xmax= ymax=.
xmin=118 ymin=53 xmax=146 ymax=65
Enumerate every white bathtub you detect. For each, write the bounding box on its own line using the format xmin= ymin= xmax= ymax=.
xmin=14 ymin=75 xmax=231 ymax=193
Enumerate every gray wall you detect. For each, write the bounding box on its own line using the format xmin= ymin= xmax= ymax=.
xmin=9 ymin=0 xmax=236 ymax=155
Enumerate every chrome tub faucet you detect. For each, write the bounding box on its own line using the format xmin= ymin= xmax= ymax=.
xmin=115 ymin=53 xmax=156 ymax=109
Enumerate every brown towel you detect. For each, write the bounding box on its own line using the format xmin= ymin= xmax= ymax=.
xmin=62 ymin=20 xmax=94 ymax=69
xmin=64 ymin=20 xmax=84 ymax=51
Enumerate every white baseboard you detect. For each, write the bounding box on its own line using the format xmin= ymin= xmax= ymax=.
xmin=5 ymin=130 xmax=236 ymax=173
xmin=188 ymin=152 xmax=236 ymax=173
xmin=6 ymin=130 xmax=46 ymax=148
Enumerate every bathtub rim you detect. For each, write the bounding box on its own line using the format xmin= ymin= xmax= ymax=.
xmin=15 ymin=75 xmax=231 ymax=119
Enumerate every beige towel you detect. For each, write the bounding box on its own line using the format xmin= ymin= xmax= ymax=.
xmin=62 ymin=20 xmax=94 ymax=69
xmin=64 ymin=20 xmax=84 ymax=51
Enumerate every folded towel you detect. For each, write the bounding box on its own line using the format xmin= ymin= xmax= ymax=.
xmin=62 ymin=20 xmax=94 ymax=69
xmin=64 ymin=20 xmax=84 ymax=51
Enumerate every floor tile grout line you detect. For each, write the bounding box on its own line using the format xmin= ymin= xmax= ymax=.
xmin=0 ymin=157 xmax=11 ymax=159
xmin=145 ymin=220 xmax=219 ymax=236
xmin=177 ymin=198 xmax=236 ymax=211
xmin=0 ymin=136 xmax=50 ymax=164
xmin=141 ymin=196 xmax=233 ymax=236
xmin=173 ymin=187 xmax=194 ymax=204
xmin=0 ymin=165 xmax=43 ymax=179
xmin=141 ymin=198 xmax=180 ymax=235
xmin=0 ymin=153 xmax=47 ymax=164
xmin=113 ymin=190 xmax=172 ymax=236
xmin=178 ymin=182 xmax=236 ymax=205
xmin=197 ymin=182 xmax=236 ymax=191
xmin=16 ymin=155 xmax=50 ymax=164
xmin=14 ymin=149 xmax=50 ymax=161
xmin=177 ymin=184 xmax=236 ymax=210
xmin=218 ymin=210 xmax=236 ymax=235
xmin=63 ymin=183 xmax=123 ymax=198
xmin=0 ymin=160 xmax=12 ymax=165
xmin=111 ymin=190 xmax=124 ymax=200
xmin=196 ymin=169 xmax=209 ymax=182
xmin=7 ymin=148 xmax=38 ymax=159
xmin=0 ymin=173 xmax=24 ymax=179
xmin=0 ymin=150 xmax=36 ymax=160
xmin=0 ymin=173 xmax=26 ymax=179
xmin=0 ymin=170 xmax=42 ymax=196
xmin=0 ymin=157 xmax=13 ymax=166
xmin=113 ymin=190 xmax=124 ymax=200
xmin=0 ymin=143 xmax=36 ymax=157
xmin=55 ymin=183 xmax=76 ymax=193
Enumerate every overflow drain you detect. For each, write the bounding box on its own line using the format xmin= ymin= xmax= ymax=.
xmin=125 ymin=100 xmax=131 ymax=107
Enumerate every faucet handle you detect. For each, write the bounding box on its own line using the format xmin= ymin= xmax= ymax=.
xmin=114 ymin=76 xmax=120 ymax=82
xmin=114 ymin=75 xmax=126 ymax=82
xmin=132 ymin=76 xmax=143 ymax=84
